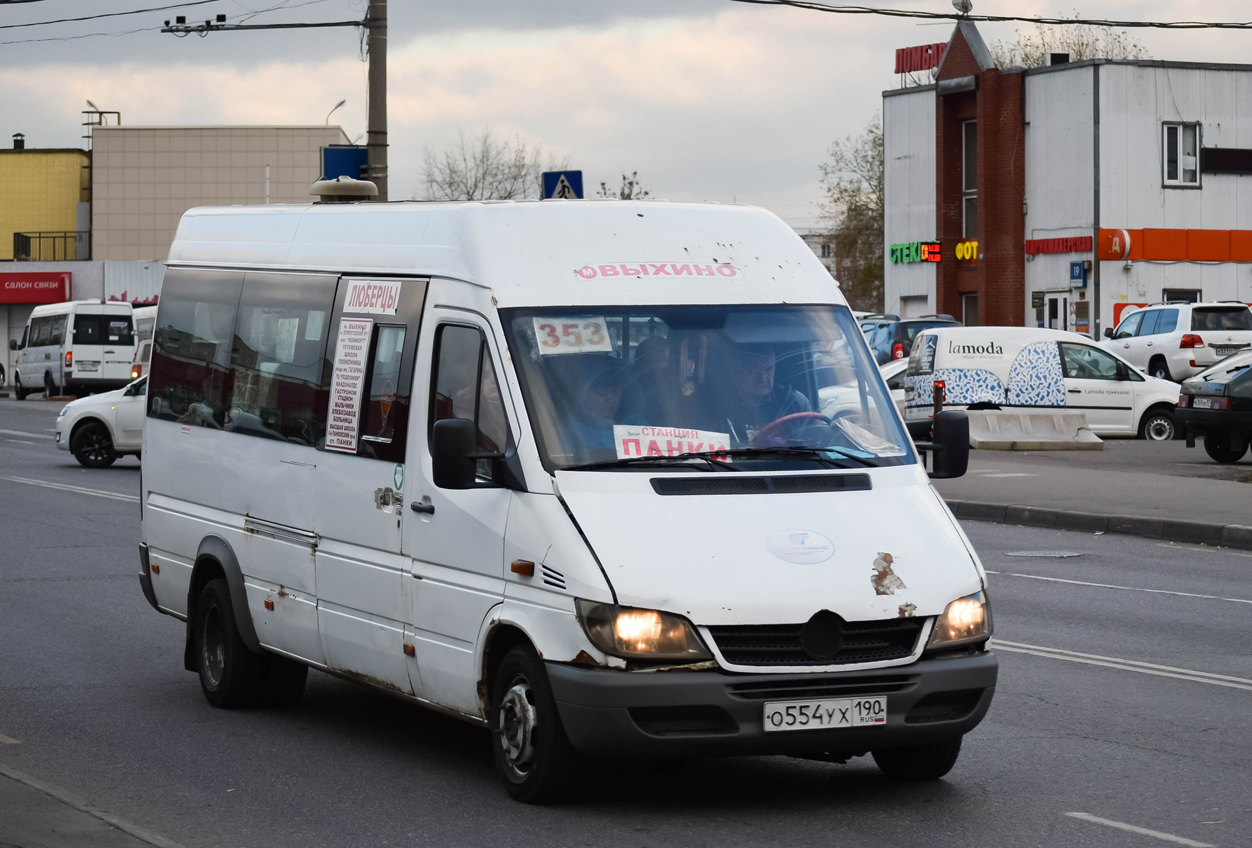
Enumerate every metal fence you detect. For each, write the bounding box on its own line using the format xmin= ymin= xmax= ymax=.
xmin=13 ymin=231 xmax=91 ymax=261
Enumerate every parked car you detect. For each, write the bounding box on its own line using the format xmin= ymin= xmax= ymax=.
xmin=131 ymin=338 xmax=152 ymax=380
xmin=905 ymin=326 xmax=1182 ymax=440
xmin=139 ymin=199 xmax=995 ymax=803
xmin=1176 ymin=349 xmax=1252 ymax=463
xmin=1100 ymin=301 xmax=1252 ymax=382
xmin=10 ymin=301 xmax=136 ymax=399
xmin=55 ymin=375 xmax=146 ymax=468
xmin=860 ymin=313 xmax=961 ymax=365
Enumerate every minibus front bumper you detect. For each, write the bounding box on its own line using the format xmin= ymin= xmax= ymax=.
xmin=547 ymin=651 xmax=997 ymax=759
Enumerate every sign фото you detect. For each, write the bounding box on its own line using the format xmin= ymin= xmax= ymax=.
xmin=954 ymin=240 xmax=979 ymax=262
xmin=889 ymin=242 xmax=941 ymax=264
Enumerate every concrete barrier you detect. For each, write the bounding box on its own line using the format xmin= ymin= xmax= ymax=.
xmin=967 ymin=410 xmax=1103 ymax=451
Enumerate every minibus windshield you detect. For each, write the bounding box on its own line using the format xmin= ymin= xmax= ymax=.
xmin=502 ymin=305 xmax=914 ymax=471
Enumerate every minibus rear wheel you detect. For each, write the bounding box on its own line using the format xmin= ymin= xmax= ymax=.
xmin=194 ymin=578 xmax=267 ymax=708
xmin=871 ymin=736 xmax=962 ymax=781
xmin=491 ymin=645 xmax=585 ymax=803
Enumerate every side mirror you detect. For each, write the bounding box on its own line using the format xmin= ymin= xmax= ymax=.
xmin=1103 ymin=327 xmax=1114 ymax=339
xmin=927 ymin=410 xmax=970 ymax=479
xmin=431 ymin=418 xmax=478 ymax=490
xmin=8 ymin=340 xmax=16 ymax=350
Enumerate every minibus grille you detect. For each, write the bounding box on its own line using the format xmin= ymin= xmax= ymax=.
xmin=707 ymin=618 xmax=924 ymax=667
xmin=726 ymin=674 xmax=916 ymax=701
xmin=651 ymin=474 xmax=871 ymax=496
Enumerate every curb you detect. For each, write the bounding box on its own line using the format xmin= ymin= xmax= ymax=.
xmin=945 ymin=499 xmax=1252 ymax=551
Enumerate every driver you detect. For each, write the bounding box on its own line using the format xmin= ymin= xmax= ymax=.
xmin=722 ymin=344 xmax=811 ymax=444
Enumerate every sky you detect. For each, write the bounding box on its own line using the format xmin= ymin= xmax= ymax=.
xmin=3 ymin=0 xmax=1252 ymax=227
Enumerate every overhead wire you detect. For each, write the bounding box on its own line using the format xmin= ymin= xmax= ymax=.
xmin=0 ymin=0 xmax=219 ymax=31
xmin=724 ymin=1 xmax=1252 ymax=30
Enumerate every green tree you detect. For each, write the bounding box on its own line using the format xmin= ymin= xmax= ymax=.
xmin=596 ymin=171 xmax=650 ymax=200
xmin=991 ymin=10 xmax=1150 ymax=68
xmin=819 ymin=114 xmax=884 ymax=311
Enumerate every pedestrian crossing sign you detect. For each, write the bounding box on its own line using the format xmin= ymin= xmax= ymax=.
xmin=542 ymin=170 xmax=583 ymax=199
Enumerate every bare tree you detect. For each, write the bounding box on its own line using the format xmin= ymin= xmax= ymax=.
xmin=991 ymin=10 xmax=1150 ymax=68
xmin=819 ymin=114 xmax=884 ymax=312
xmin=596 ymin=171 xmax=650 ymax=200
xmin=421 ymin=128 xmax=568 ymax=200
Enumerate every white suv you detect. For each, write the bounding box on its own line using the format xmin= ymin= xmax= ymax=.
xmin=1101 ymin=301 xmax=1252 ymax=382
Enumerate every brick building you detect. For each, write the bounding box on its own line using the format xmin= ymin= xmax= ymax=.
xmin=884 ymin=21 xmax=1252 ymax=336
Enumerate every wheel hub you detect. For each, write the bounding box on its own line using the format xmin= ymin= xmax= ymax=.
xmin=200 ymin=606 xmax=225 ymax=688
xmin=497 ymin=680 xmax=538 ymax=776
xmin=1146 ymin=418 xmax=1173 ymax=440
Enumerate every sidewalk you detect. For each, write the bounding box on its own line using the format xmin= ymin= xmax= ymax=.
xmin=932 ymin=439 xmax=1252 ymax=548
xmin=0 ymin=768 xmax=177 ymax=848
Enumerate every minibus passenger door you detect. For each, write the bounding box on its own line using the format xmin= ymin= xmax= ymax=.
xmin=314 ymin=278 xmax=427 ymax=696
xmin=402 ymin=311 xmax=513 ymax=715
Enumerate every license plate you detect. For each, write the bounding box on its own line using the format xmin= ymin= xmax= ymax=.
xmin=763 ymin=696 xmax=887 ymax=732
xmin=1193 ymin=397 xmax=1215 ymax=409
xmin=1214 ymin=346 xmax=1245 ymax=357
xmin=77 ymin=361 xmax=99 ymax=372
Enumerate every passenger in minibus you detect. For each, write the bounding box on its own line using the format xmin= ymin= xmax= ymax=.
xmin=564 ymin=358 xmax=641 ymax=451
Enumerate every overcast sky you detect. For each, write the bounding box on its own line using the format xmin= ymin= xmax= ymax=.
xmin=3 ymin=0 xmax=1251 ymax=226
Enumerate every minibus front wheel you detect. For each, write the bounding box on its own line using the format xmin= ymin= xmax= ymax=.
xmin=871 ymin=736 xmax=962 ymax=781
xmin=491 ymin=645 xmax=586 ymax=803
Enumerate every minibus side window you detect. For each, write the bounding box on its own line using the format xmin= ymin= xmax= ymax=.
xmin=30 ymin=317 xmax=49 ymax=347
xmin=48 ymin=316 xmax=67 ymax=346
xmin=357 ymin=324 xmax=409 ymax=461
xmin=430 ymin=324 xmax=510 ymax=476
xmin=147 ymin=269 xmax=245 ymax=428
xmin=227 ymin=273 xmax=337 ymax=446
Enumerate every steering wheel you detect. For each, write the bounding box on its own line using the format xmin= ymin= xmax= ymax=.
xmin=752 ymin=411 xmax=831 ymax=445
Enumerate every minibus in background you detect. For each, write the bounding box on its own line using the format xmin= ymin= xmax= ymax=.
xmin=131 ymin=305 xmax=158 ymax=379
xmin=140 ymin=199 xmax=995 ymax=803
xmin=10 ymin=301 xmax=136 ymax=399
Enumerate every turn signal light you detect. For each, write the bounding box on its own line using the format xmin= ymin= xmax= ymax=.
xmin=131 ymin=367 xmax=140 ymax=379
xmin=264 ymin=599 xmax=274 ymax=611
xmin=1180 ymin=334 xmax=1204 ymax=349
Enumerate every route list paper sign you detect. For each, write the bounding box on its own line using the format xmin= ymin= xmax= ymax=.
xmin=326 ymin=317 xmax=374 ymax=452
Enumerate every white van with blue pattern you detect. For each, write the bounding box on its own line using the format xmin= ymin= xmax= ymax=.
xmin=904 ymin=327 xmax=1182 ymax=440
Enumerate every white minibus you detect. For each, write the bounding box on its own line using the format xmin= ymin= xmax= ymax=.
xmin=904 ymin=326 xmax=1182 ymax=440
xmin=10 ymin=300 xmax=136 ymax=398
xmin=140 ymin=200 xmax=996 ymax=802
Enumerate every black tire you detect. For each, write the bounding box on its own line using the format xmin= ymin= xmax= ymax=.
xmin=0 ymin=364 xmax=6 ymax=390
xmin=44 ymin=371 xmax=58 ymax=399
xmin=14 ymin=374 xmax=28 ymax=401
xmin=1138 ymin=407 xmax=1177 ymax=441
xmin=872 ymin=736 xmax=963 ymax=781
xmin=193 ymin=578 xmax=267 ymax=708
xmin=71 ymin=421 xmax=117 ymax=468
xmin=491 ymin=645 xmax=585 ymax=803
xmin=1149 ymin=357 xmax=1172 ymax=382
xmin=1203 ymin=431 xmax=1248 ymax=464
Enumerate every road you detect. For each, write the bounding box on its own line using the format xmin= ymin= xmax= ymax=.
xmin=1 ymin=396 xmax=1248 ymax=848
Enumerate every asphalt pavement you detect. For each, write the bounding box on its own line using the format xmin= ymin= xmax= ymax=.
xmin=1 ymin=395 xmax=1249 ymax=848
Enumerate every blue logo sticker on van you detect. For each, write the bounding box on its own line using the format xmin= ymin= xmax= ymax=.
xmin=767 ymin=530 xmax=834 ymax=564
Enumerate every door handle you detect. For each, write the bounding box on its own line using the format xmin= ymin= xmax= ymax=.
xmin=1145 ymin=342 xmax=1153 ymax=347
xmin=411 ymin=501 xmax=435 ymax=515
xmin=1068 ymin=389 xmax=1082 ymax=394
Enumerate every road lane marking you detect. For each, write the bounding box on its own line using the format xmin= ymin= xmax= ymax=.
xmin=994 ymin=640 xmax=1252 ymax=691
xmin=0 ymin=733 xmax=19 ymax=744
xmin=0 ymin=428 xmax=54 ymax=440
xmin=985 ymin=570 xmax=1252 ymax=605
xmin=4 ymin=438 xmax=36 ymax=445
xmin=1064 ymin=813 xmax=1215 ymax=847
xmin=981 ymin=472 xmax=1036 ymax=478
xmin=0 ymin=475 xmax=139 ymax=504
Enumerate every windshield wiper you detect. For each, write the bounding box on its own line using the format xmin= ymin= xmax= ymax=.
xmin=563 ymin=453 xmax=743 ymax=472
xmin=690 ymin=446 xmax=879 ymax=468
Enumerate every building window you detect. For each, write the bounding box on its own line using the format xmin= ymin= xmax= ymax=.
xmin=962 ymin=120 xmax=977 ymax=237
xmin=821 ymin=243 xmax=831 ymax=258
xmin=962 ymin=292 xmax=979 ymax=326
xmin=1163 ymin=123 xmax=1200 ymax=187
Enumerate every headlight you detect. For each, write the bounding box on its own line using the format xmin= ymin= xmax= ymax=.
xmin=575 ymin=600 xmax=712 ymax=661
xmin=927 ymin=591 xmax=992 ymax=648
xmin=58 ymin=406 xmax=70 ymax=418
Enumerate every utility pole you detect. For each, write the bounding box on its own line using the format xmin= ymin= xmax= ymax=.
xmin=366 ymin=0 xmax=388 ymax=201
xmin=162 ymin=9 xmax=387 ymax=201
